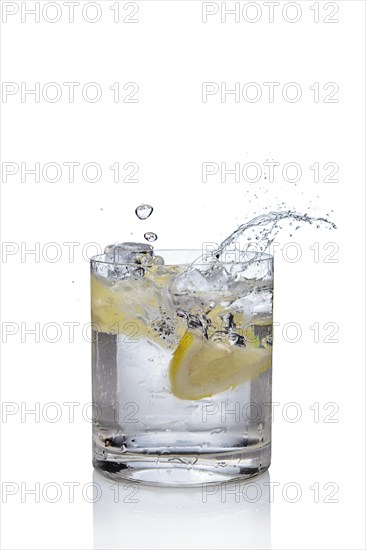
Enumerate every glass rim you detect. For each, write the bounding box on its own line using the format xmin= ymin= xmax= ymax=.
xmin=90 ymin=249 xmax=274 ymax=268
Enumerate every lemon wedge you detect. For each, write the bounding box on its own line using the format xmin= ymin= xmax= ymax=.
xmin=91 ymin=274 xmax=185 ymax=346
xmin=169 ymin=329 xmax=271 ymax=400
xmin=91 ymin=274 xmax=152 ymax=338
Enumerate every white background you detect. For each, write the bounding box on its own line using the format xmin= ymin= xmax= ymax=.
xmin=1 ymin=1 xmax=365 ymax=549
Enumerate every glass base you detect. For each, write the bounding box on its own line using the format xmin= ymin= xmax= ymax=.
xmin=93 ymin=445 xmax=271 ymax=487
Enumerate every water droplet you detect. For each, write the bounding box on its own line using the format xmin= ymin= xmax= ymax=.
xmin=144 ymin=232 xmax=157 ymax=242
xmin=135 ymin=204 xmax=153 ymax=220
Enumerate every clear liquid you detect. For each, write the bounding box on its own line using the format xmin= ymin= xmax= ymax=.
xmin=92 ymin=330 xmax=272 ymax=445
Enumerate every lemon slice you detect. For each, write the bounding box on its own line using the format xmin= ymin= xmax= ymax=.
xmin=169 ymin=329 xmax=271 ymax=400
xmin=91 ymin=274 xmax=152 ymax=339
xmin=91 ymin=274 xmax=185 ymax=346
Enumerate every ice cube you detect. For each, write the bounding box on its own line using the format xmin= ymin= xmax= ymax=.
xmin=104 ymin=242 xmax=154 ymax=263
xmin=230 ymin=288 xmax=273 ymax=318
xmin=229 ymin=295 xmax=255 ymax=319
xmin=95 ymin=242 xmax=155 ymax=280
xmin=173 ymin=262 xmax=231 ymax=294
xmin=172 ymin=267 xmax=210 ymax=294
xmin=204 ymin=264 xmax=230 ymax=290
xmin=228 ymin=256 xmax=273 ymax=282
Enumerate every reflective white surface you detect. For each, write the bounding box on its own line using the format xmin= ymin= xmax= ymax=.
xmin=93 ymin=471 xmax=271 ymax=550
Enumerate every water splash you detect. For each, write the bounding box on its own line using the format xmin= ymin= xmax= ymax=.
xmin=204 ymin=210 xmax=336 ymax=264
xmin=135 ymin=204 xmax=153 ymax=220
xmin=144 ymin=232 xmax=158 ymax=242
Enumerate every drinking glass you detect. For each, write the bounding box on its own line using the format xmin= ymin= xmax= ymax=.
xmin=91 ymin=248 xmax=273 ymax=486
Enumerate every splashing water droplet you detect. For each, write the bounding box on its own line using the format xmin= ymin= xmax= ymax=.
xmin=135 ymin=204 xmax=153 ymax=220
xmin=144 ymin=232 xmax=157 ymax=242
xmin=186 ymin=211 xmax=336 ymax=268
